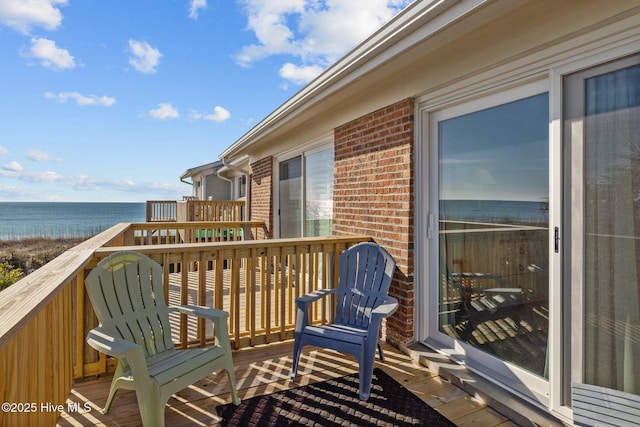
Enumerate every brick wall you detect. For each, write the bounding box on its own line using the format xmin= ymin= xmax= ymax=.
xmin=333 ymin=98 xmax=415 ymax=345
xmin=249 ymin=156 xmax=273 ymax=239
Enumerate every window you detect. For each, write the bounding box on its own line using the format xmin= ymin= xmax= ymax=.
xmin=278 ymin=147 xmax=334 ymax=238
xmin=237 ymin=175 xmax=246 ymax=199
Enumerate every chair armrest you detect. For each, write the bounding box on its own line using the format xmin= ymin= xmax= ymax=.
xmin=168 ymin=305 xmax=233 ymax=350
xmin=86 ymin=327 xmax=151 ymax=380
xmin=294 ymin=289 xmax=335 ymax=332
xmin=168 ymin=304 xmax=229 ymax=321
xmin=296 ymin=288 xmax=335 ymax=307
xmin=371 ymin=296 xmax=399 ymax=320
xmin=86 ymin=327 xmax=141 ymax=359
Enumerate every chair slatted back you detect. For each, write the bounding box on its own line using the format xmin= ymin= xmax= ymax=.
xmin=334 ymin=242 xmax=396 ymax=328
xmin=85 ymin=251 xmax=175 ymax=359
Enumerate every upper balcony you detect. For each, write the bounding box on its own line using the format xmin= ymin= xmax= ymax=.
xmin=146 ymin=200 xmax=246 ymax=223
xmin=0 ymin=203 xmax=525 ymax=426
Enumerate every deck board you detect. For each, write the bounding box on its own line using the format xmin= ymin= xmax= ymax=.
xmin=57 ymin=342 xmax=512 ymax=427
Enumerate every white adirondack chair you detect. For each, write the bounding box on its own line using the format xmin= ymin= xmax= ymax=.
xmin=290 ymin=242 xmax=398 ymax=400
xmin=84 ymin=251 xmax=240 ymax=427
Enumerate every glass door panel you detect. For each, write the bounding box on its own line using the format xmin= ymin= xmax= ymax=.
xmin=438 ymin=93 xmax=550 ymax=378
xmin=565 ymin=57 xmax=640 ymax=394
xmin=304 ymin=149 xmax=334 ymax=237
xmin=279 ymin=156 xmax=302 ymax=238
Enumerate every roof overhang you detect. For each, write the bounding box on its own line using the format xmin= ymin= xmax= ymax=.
xmin=179 ymin=160 xmax=224 ymax=181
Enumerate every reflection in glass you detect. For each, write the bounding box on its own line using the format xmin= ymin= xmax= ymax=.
xmin=305 ymin=150 xmax=334 ymax=237
xmin=279 ymin=157 xmax=302 ymax=238
xmin=438 ymin=93 xmax=550 ymax=377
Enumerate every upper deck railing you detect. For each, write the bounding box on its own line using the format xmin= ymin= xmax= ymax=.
xmin=146 ymin=200 xmax=246 ymax=222
xmin=0 ymin=221 xmax=369 ymax=426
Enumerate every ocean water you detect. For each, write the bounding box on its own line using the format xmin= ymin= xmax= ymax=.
xmin=0 ymin=202 xmax=146 ymax=240
xmin=440 ymin=199 xmax=549 ymax=224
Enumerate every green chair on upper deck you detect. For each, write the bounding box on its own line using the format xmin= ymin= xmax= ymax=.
xmin=84 ymin=250 xmax=240 ymax=427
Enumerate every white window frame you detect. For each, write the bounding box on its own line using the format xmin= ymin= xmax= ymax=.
xmin=422 ymin=79 xmax=551 ymax=406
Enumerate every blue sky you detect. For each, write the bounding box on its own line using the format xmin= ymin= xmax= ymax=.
xmin=0 ymin=0 xmax=412 ymax=202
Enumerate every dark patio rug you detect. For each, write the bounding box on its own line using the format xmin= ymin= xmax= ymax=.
xmin=216 ymin=368 xmax=456 ymax=426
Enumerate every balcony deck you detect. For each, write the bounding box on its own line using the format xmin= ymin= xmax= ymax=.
xmin=0 ymin=221 xmax=535 ymax=427
xmin=57 ymin=342 xmax=517 ymax=427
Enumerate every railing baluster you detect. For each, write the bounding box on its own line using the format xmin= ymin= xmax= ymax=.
xmin=198 ymin=251 xmax=207 ymax=346
xmin=180 ymin=252 xmax=189 ymax=348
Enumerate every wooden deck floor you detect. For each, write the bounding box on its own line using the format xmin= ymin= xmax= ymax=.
xmin=56 ymin=342 xmax=518 ymax=427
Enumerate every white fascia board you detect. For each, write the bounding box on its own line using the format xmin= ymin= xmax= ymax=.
xmin=220 ymin=0 xmax=490 ymax=160
xmin=180 ymin=160 xmax=224 ymax=180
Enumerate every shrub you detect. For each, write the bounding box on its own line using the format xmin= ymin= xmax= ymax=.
xmin=0 ymin=261 xmax=22 ymax=291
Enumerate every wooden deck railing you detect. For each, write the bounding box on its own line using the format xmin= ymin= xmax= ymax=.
xmin=146 ymin=200 xmax=246 ymax=222
xmin=0 ymin=222 xmax=369 ymax=426
xmin=120 ymin=221 xmax=266 ymax=245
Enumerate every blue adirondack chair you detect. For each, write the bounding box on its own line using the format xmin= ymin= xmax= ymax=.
xmin=290 ymin=242 xmax=398 ymax=400
xmin=84 ymin=251 xmax=240 ymax=427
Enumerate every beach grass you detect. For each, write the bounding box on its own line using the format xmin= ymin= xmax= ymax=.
xmin=0 ymin=237 xmax=87 ymax=277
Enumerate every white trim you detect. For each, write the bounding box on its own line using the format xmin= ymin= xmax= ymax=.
xmin=547 ymin=68 xmax=570 ymax=420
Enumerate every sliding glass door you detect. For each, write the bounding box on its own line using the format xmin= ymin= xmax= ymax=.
xmin=278 ymin=148 xmax=334 ymax=238
xmin=428 ymin=82 xmax=551 ymax=400
xmin=422 ymin=50 xmax=640 ymax=417
xmin=564 ymin=55 xmax=640 ymax=394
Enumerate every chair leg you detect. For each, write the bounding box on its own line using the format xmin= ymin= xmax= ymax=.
xmin=224 ymin=367 xmax=241 ymax=405
xmin=103 ymin=385 xmax=118 ymax=414
xmin=290 ymin=339 xmax=303 ymax=380
xmin=137 ymin=388 xmax=164 ymax=427
xmin=103 ymin=364 xmax=127 ymax=414
xmin=358 ymin=352 xmax=376 ymax=401
xmin=377 ymin=341 xmax=384 ymax=362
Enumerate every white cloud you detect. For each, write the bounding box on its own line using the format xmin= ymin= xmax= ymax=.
xmin=44 ymin=91 xmax=116 ymax=106
xmin=0 ymin=0 xmax=67 ymax=34
xmin=0 ymin=147 xmax=8 ymax=156
xmin=128 ymin=39 xmax=162 ymax=74
xmin=236 ymin=0 xmax=412 ymax=84
xmin=26 ymin=37 xmax=75 ymax=70
xmin=235 ymin=0 xmax=305 ymax=66
xmin=148 ymin=103 xmax=180 ymax=120
xmin=22 ymin=170 xmax=62 ymax=183
xmin=0 ymin=166 xmax=182 ymax=197
xmin=26 ymin=148 xmax=54 ymax=162
xmin=2 ymin=161 xmax=23 ymax=172
xmin=279 ymin=62 xmax=323 ymax=85
xmin=191 ymin=106 xmax=231 ymax=122
xmin=0 ymin=185 xmax=28 ymax=198
xmin=189 ymin=0 xmax=207 ymax=19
